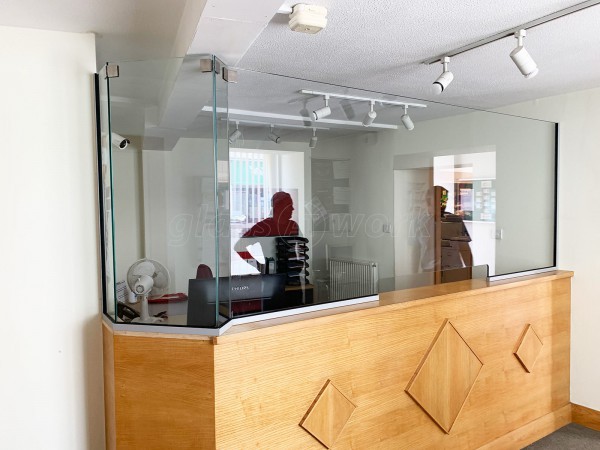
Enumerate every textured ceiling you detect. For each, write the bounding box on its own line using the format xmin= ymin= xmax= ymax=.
xmin=238 ymin=0 xmax=600 ymax=110
xmin=6 ymin=0 xmax=591 ymax=144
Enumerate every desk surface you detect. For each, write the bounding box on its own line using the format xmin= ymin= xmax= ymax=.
xmin=285 ymin=283 xmax=314 ymax=291
xmin=218 ymin=270 xmax=573 ymax=340
xmin=108 ymin=271 xmax=573 ymax=341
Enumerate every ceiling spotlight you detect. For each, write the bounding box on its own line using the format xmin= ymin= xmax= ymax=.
xmin=401 ymin=105 xmax=414 ymax=131
xmin=267 ymin=125 xmax=281 ymax=144
xmin=228 ymin=121 xmax=242 ymax=144
xmin=362 ymin=101 xmax=377 ymax=127
xmin=433 ymin=56 xmax=454 ymax=94
xmin=309 ymin=128 xmax=318 ymax=148
xmin=111 ymin=132 xmax=130 ymax=149
xmin=312 ymin=95 xmax=331 ymax=121
xmin=510 ymin=29 xmax=538 ymax=79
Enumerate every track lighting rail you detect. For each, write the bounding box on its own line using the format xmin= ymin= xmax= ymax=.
xmin=220 ymin=117 xmax=330 ymax=130
xmin=423 ymin=0 xmax=600 ymax=64
xmin=299 ymin=90 xmax=427 ymax=109
xmin=202 ymin=106 xmax=400 ymax=129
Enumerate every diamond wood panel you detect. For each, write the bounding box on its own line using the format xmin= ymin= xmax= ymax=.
xmin=405 ymin=319 xmax=483 ymax=434
xmin=514 ymin=324 xmax=543 ymax=373
xmin=300 ymin=379 xmax=356 ymax=448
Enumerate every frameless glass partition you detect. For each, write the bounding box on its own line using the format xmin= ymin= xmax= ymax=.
xmin=225 ymin=68 xmax=556 ymax=315
xmin=98 ymin=54 xmax=557 ymax=329
xmin=98 ymin=55 xmax=227 ymax=327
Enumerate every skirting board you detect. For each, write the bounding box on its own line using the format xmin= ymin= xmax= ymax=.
xmin=572 ymin=403 xmax=600 ymax=432
xmin=478 ymin=404 xmax=572 ymax=449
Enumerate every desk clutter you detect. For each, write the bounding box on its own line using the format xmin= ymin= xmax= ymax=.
xmin=276 ymin=236 xmax=309 ymax=286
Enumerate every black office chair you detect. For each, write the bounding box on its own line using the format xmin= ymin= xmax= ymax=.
xmin=196 ymin=264 xmax=213 ymax=279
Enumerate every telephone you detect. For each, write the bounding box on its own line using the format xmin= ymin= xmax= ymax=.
xmin=117 ymin=301 xmax=139 ymax=322
xmin=117 ymin=301 xmax=168 ymax=322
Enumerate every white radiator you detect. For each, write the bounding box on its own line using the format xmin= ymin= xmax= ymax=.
xmin=329 ymin=258 xmax=378 ymax=301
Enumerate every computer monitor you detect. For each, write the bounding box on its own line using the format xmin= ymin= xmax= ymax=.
xmin=187 ymin=273 xmax=286 ymax=327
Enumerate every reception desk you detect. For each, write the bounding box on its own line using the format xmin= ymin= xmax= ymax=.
xmin=103 ymin=271 xmax=573 ymax=449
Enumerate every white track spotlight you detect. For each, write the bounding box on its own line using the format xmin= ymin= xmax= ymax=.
xmin=111 ymin=132 xmax=130 ymax=149
xmin=362 ymin=101 xmax=377 ymax=127
xmin=510 ymin=29 xmax=538 ymax=79
xmin=401 ymin=105 xmax=414 ymax=131
xmin=229 ymin=121 xmax=242 ymax=144
xmin=267 ymin=125 xmax=281 ymax=144
xmin=433 ymin=56 xmax=454 ymax=94
xmin=309 ymin=128 xmax=318 ymax=148
xmin=312 ymin=95 xmax=331 ymax=120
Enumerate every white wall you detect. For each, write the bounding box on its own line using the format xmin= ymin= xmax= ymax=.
xmin=0 ymin=27 xmax=103 ymax=449
xmin=112 ymin=137 xmax=145 ymax=283
xmin=322 ymin=110 xmax=555 ymax=280
xmin=141 ymin=138 xmax=313 ymax=291
xmin=495 ymin=88 xmax=600 ymax=411
xmin=143 ymin=138 xmax=217 ymax=293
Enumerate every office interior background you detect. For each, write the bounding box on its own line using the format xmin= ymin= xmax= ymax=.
xmin=1 ymin=0 xmax=600 ymax=448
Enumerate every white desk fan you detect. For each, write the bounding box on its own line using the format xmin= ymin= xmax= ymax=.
xmin=126 ymin=258 xmax=170 ymax=323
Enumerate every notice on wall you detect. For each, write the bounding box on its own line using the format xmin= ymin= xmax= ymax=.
xmin=332 ymin=160 xmax=350 ymax=179
xmin=333 ymin=186 xmax=350 ymax=205
xmin=311 ymin=159 xmax=350 ymax=231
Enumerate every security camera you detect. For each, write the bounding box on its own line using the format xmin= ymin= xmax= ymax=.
xmin=111 ymin=132 xmax=130 ymax=149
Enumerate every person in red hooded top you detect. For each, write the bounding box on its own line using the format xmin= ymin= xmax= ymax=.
xmin=242 ymin=191 xmax=299 ymax=237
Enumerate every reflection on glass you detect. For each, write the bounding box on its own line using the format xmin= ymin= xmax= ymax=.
xmin=99 ymin=55 xmax=557 ymax=328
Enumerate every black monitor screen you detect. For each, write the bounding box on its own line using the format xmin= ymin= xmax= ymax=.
xmin=187 ymin=274 xmax=286 ymax=327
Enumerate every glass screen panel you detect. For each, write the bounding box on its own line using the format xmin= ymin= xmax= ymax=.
xmin=102 ymin=56 xmax=222 ymax=327
xmin=223 ymin=68 xmax=556 ymax=319
xmin=99 ymin=57 xmax=556 ymax=328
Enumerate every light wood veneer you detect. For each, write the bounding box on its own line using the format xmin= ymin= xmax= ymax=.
xmin=103 ymin=323 xmax=215 ymax=450
xmin=103 ymin=271 xmax=573 ymax=449
xmin=572 ymin=403 xmax=600 ymax=432
xmin=300 ymin=379 xmax=357 ymax=448
xmin=405 ymin=320 xmax=483 ymax=433
xmin=514 ymin=324 xmax=544 ymax=373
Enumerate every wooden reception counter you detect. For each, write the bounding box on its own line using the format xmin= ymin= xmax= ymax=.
xmin=103 ymin=270 xmax=573 ymax=449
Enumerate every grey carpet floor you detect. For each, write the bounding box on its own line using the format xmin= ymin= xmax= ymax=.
xmin=523 ymin=424 xmax=600 ymax=449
